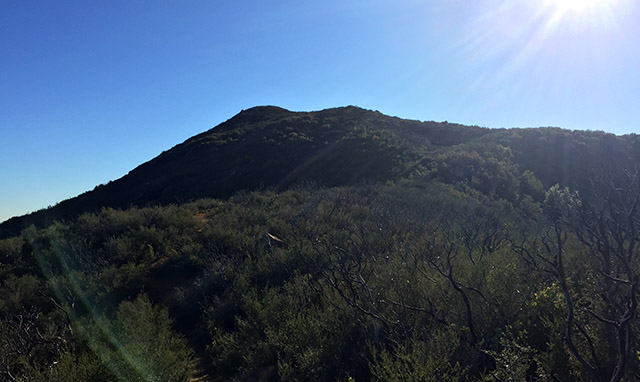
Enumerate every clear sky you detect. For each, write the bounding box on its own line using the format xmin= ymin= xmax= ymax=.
xmin=1 ymin=0 xmax=640 ymax=222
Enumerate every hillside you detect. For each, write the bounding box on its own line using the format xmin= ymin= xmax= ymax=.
xmin=1 ymin=106 xmax=636 ymax=239
xmin=3 ymin=107 xmax=640 ymax=381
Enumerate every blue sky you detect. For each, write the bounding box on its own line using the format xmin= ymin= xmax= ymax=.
xmin=1 ymin=0 xmax=640 ymax=222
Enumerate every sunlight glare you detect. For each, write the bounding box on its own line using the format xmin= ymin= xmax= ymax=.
xmin=551 ymin=0 xmax=612 ymax=12
xmin=542 ymin=0 xmax=623 ymax=28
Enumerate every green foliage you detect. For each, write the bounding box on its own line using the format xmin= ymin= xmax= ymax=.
xmin=519 ymin=170 xmax=545 ymax=200
xmin=81 ymin=294 xmax=193 ymax=382
xmin=370 ymin=328 xmax=468 ymax=382
xmin=0 ymin=274 xmax=41 ymax=311
xmin=483 ymin=331 xmax=536 ymax=382
xmin=42 ymin=352 xmax=112 ymax=382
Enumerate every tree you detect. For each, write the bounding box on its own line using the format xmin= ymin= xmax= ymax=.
xmin=538 ymin=170 xmax=640 ymax=381
xmin=567 ymin=169 xmax=640 ymax=381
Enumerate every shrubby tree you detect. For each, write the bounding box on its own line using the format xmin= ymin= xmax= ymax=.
xmin=519 ymin=171 xmax=640 ymax=382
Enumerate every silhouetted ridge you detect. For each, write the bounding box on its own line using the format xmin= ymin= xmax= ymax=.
xmin=0 ymin=106 xmax=636 ymax=239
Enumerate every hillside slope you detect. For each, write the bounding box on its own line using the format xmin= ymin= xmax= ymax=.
xmin=1 ymin=105 xmax=637 ymax=239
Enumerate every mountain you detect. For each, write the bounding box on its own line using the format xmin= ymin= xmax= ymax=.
xmin=4 ymin=106 xmax=640 ymax=381
xmin=1 ymin=105 xmax=637 ymax=239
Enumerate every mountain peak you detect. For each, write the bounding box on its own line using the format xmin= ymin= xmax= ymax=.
xmin=231 ymin=106 xmax=292 ymax=124
xmin=240 ymin=105 xmax=291 ymax=114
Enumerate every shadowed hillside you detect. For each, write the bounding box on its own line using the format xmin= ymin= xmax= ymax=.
xmin=1 ymin=106 xmax=636 ymax=239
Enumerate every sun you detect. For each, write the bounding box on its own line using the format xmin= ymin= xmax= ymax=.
xmin=542 ymin=0 xmax=622 ymax=23
xmin=536 ymin=0 xmax=629 ymax=32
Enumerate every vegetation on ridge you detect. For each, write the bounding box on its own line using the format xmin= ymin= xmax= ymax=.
xmin=4 ymin=106 xmax=634 ymax=238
